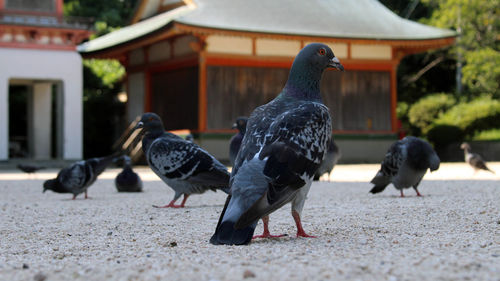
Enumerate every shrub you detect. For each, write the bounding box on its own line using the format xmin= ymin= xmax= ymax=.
xmin=462 ymin=48 xmax=500 ymax=98
xmin=473 ymin=129 xmax=500 ymax=141
xmin=434 ymin=96 xmax=500 ymax=137
xmin=427 ymin=125 xmax=464 ymax=149
xmin=408 ymin=93 xmax=456 ymax=134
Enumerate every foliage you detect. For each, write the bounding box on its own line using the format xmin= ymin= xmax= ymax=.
xmin=64 ymin=0 xmax=138 ymax=36
xmin=408 ymin=93 xmax=456 ymax=134
xmin=462 ymin=48 xmax=500 ymax=98
xmin=434 ymin=96 xmax=500 ymax=137
xmin=82 ymin=59 xmax=125 ymax=90
xmin=427 ymin=124 xmax=464 ymax=148
xmin=473 ymin=129 xmax=500 ymax=141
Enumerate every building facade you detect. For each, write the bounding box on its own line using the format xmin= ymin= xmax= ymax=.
xmin=0 ymin=0 xmax=91 ymax=160
xmin=79 ymin=0 xmax=456 ymax=162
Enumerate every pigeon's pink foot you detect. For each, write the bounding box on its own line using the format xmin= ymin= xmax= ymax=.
xmin=153 ymin=195 xmax=189 ymax=208
xmin=292 ymin=211 xmax=316 ymax=238
xmin=400 ymin=190 xmax=405 ymax=198
xmin=252 ymin=216 xmax=286 ymax=239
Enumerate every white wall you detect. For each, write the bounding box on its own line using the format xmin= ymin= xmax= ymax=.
xmin=0 ymin=48 xmax=83 ymax=160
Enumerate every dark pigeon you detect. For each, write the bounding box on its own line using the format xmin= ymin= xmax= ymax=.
xmin=229 ymin=117 xmax=248 ymax=167
xmin=115 ymin=155 xmax=143 ymax=192
xmin=460 ymin=143 xmax=494 ymax=174
xmin=210 ymin=43 xmax=343 ymax=245
xmin=135 ymin=112 xmax=230 ymax=208
xmin=370 ymin=136 xmax=440 ymax=197
xmin=43 ymin=153 xmax=118 ymax=199
xmin=17 ymin=164 xmax=45 ymax=174
xmin=185 ymin=134 xmax=194 ymax=143
xmin=313 ymin=137 xmax=341 ymax=181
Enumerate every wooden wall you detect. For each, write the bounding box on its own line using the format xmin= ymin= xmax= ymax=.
xmin=206 ymin=65 xmax=289 ymax=130
xmin=322 ymin=70 xmax=391 ymax=131
xmin=151 ymin=66 xmax=199 ymax=130
xmin=206 ymin=65 xmax=391 ymax=132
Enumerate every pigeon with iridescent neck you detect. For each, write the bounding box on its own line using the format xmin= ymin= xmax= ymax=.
xmin=210 ymin=43 xmax=344 ymax=245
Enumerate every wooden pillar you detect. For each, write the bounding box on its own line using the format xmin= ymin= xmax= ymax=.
xmin=198 ymin=38 xmax=207 ymax=132
xmin=390 ymin=65 xmax=398 ymax=133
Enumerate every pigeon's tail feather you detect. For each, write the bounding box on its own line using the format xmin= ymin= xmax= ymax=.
xmin=221 ymin=186 xmax=230 ymax=194
xmin=369 ymin=184 xmax=388 ymax=194
xmin=210 ymin=221 xmax=255 ymax=245
xmin=370 ymin=171 xmax=390 ymax=194
xmin=210 ymin=194 xmax=256 ymax=246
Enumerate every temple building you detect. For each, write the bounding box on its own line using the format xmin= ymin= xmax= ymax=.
xmin=78 ymin=0 xmax=456 ymax=162
xmin=0 ymin=0 xmax=91 ymax=160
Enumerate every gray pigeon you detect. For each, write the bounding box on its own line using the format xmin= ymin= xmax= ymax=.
xmin=17 ymin=164 xmax=45 ymax=174
xmin=460 ymin=143 xmax=494 ymax=174
xmin=43 ymin=153 xmax=118 ymax=199
xmin=135 ymin=112 xmax=230 ymax=208
xmin=210 ymin=43 xmax=343 ymax=245
xmin=313 ymin=137 xmax=341 ymax=181
xmin=370 ymin=136 xmax=440 ymax=197
xmin=229 ymin=117 xmax=248 ymax=167
xmin=115 ymin=155 xmax=143 ymax=192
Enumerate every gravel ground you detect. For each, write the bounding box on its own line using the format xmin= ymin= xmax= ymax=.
xmin=0 ymin=162 xmax=499 ymax=281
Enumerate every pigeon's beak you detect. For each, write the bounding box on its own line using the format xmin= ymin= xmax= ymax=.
xmin=328 ymin=57 xmax=344 ymax=72
xmin=134 ymin=121 xmax=144 ymax=131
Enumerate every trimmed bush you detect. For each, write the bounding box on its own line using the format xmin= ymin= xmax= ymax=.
xmin=408 ymin=93 xmax=456 ymax=134
xmin=427 ymin=125 xmax=464 ymax=149
xmin=473 ymin=129 xmax=500 ymax=141
xmin=434 ymin=96 xmax=500 ymax=137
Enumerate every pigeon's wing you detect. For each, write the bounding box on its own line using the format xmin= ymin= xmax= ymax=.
xmin=370 ymin=139 xmax=405 ymax=190
xmin=234 ymin=102 xmax=332 ymax=228
xmin=469 ymin=153 xmax=490 ymax=170
xmin=58 ymin=161 xmax=90 ymax=189
xmin=148 ymin=135 xmax=229 ymax=187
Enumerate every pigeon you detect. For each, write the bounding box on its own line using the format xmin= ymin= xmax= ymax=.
xmin=210 ymin=43 xmax=343 ymax=245
xmin=17 ymin=164 xmax=45 ymax=174
xmin=185 ymin=134 xmax=194 ymax=142
xmin=313 ymin=137 xmax=341 ymax=181
xmin=370 ymin=136 xmax=440 ymax=197
xmin=114 ymin=155 xmax=143 ymax=192
xmin=135 ymin=112 xmax=230 ymax=208
xmin=460 ymin=143 xmax=494 ymax=174
xmin=43 ymin=153 xmax=119 ymax=199
xmin=229 ymin=117 xmax=248 ymax=167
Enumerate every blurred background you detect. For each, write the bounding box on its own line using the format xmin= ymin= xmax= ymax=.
xmin=1 ymin=0 xmax=498 ymax=164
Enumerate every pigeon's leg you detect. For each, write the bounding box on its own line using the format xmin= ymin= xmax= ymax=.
xmin=179 ymin=194 xmax=189 ymax=207
xmin=72 ymin=194 xmax=77 ymax=200
xmin=291 ymin=184 xmax=316 ymax=238
xmin=84 ymin=191 xmax=89 ymax=199
xmin=400 ymin=190 xmax=405 ymax=198
xmin=414 ymin=187 xmax=423 ymax=197
xmin=292 ymin=211 xmax=316 ymax=238
xmin=153 ymin=194 xmax=185 ymax=208
xmin=252 ymin=216 xmax=286 ymax=239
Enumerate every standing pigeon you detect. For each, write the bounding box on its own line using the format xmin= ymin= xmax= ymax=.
xmin=135 ymin=112 xmax=230 ymax=208
xmin=313 ymin=137 xmax=341 ymax=181
xmin=460 ymin=143 xmax=494 ymax=174
xmin=210 ymin=43 xmax=343 ymax=245
xmin=17 ymin=164 xmax=45 ymax=174
xmin=43 ymin=153 xmax=118 ymax=199
xmin=229 ymin=117 xmax=248 ymax=167
xmin=370 ymin=136 xmax=440 ymax=197
xmin=115 ymin=155 xmax=143 ymax=192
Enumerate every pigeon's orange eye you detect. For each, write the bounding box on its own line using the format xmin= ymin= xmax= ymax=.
xmin=318 ymin=48 xmax=326 ymax=56
xmin=149 ymin=117 xmax=154 ymax=121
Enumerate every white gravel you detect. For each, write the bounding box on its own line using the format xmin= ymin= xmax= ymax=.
xmin=0 ymin=162 xmax=499 ymax=281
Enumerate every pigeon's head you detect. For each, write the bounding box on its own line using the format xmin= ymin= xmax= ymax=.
xmin=429 ymin=152 xmax=440 ymax=172
xmin=43 ymin=179 xmax=57 ymax=193
xmin=136 ymin=112 xmax=165 ymax=133
xmin=460 ymin=142 xmax=470 ymax=150
xmin=232 ymin=117 xmax=248 ymax=133
xmin=294 ymin=43 xmax=344 ymax=73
